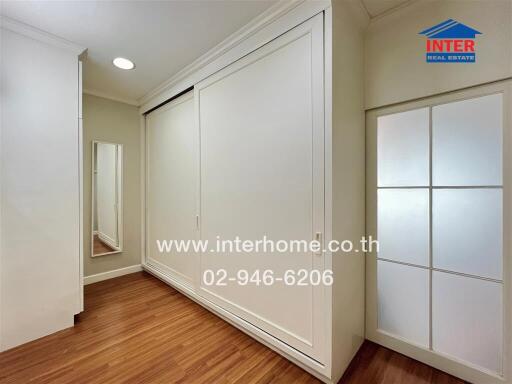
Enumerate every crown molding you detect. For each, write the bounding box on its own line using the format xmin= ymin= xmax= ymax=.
xmin=357 ymin=0 xmax=372 ymax=21
xmin=0 ymin=15 xmax=86 ymax=56
xmin=83 ymin=88 xmax=139 ymax=106
xmin=368 ymin=0 xmax=418 ymax=22
xmin=347 ymin=0 xmax=370 ymax=29
xmin=138 ymin=0 xmax=307 ymax=105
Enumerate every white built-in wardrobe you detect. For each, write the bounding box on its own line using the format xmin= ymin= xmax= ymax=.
xmin=141 ymin=2 xmax=366 ymax=383
xmin=148 ymin=12 xmax=324 ymax=360
xmin=0 ymin=17 xmax=84 ymax=352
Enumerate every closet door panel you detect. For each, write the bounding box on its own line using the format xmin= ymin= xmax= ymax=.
xmin=196 ymin=14 xmax=325 ymax=361
xmin=146 ymin=92 xmax=197 ymax=286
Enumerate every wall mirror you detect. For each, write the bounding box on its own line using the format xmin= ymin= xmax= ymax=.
xmin=92 ymin=141 xmax=123 ymax=257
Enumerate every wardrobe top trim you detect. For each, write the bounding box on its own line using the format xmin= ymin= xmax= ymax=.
xmin=0 ymin=15 xmax=86 ymax=56
xmin=139 ymin=0 xmax=330 ymax=114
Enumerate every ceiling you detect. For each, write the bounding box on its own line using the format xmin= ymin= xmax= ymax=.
xmin=0 ymin=0 xmax=276 ymax=104
xmin=361 ymin=0 xmax=411 ymax=18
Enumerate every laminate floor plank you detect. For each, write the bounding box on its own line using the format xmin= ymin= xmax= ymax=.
xmin=0 ymin=272 xmax=467 ymax=384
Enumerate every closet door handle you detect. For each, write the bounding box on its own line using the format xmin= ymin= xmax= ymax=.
xmin=314 ymin=232 xmax=323 ymax=255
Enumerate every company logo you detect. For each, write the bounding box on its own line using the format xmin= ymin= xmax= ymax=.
xmin=419 ymin=19 xmax=481 ymax=63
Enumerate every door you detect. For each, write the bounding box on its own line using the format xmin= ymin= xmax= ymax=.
xmin=146 ymin=92 xmax=197 ymax=287
xmin=366 ymin=82 xmax=512 ymax=384
xmin=195 ymin=13 xmax=326 ymax=362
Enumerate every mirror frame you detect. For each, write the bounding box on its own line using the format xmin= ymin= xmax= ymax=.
xmin=91 ymin=140 xmax=123 ymax=257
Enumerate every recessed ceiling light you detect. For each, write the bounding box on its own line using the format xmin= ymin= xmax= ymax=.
xmin=113 ymin=57 xmax=135 ymax=70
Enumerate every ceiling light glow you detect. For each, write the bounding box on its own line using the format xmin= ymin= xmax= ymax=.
xmin=113 ymin=57 xmax=135 ymax=70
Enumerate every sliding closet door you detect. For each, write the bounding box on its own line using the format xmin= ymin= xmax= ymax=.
xmin=366 ymin=82 xmax=511 ymax=384
xmin=195 ymin=13 xmax=325 ymax=361
xmin=146 ymin=92 xmax=197 ymax=288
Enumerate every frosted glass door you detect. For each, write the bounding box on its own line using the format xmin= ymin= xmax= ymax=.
xmin=195 ymin=14 xmax=325 ymax=362
xmin=373 ymin=91 xmax=505 ymax=377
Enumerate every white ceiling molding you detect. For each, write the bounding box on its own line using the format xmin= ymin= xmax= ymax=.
xmin=369 ymin=0 xmax=417 ymax=21
xmin=358 ymin=0 xmax=371 ymax=19
xmin=362 ymin=0 xmax=418 ymax=21
xmin=350 ymin=0 xmax=371 ymax=27
xmin=0 ymin=15 xmax=86 ymax=56
xmin=138 ymin=0 xmax=305 ymax=106
xmin=83 ymin=88 xmax=139 ymax=106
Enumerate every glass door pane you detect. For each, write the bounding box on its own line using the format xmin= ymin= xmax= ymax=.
xmin=433 ymin=188 xmax=502 ymax=279
xmin=432 ymin=271 xmax=503 ymax=374
xmin=432 ymin=94 xmax=502 ymax=186
xmin=377 ymin=108 xmax=429 ymax=187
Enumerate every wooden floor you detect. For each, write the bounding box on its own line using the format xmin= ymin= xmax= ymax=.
xmin=93 ymin=234 xmax=115 ymax=255
xmin=0 ymin=272 xmax=467 ymax=384
xmin=340 ymin=342 xmax=467 ymax=384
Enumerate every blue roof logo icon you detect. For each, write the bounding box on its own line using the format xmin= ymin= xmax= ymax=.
xmin=419 ymin=19 xmax=481 ymax=39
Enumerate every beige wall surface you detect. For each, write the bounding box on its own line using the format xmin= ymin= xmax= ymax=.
xmin=365 ymin=0 xmax=512 ymax=109
xmin=83 ymin=94 xmax=141 ymax=276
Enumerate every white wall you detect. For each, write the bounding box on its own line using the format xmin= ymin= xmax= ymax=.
xmin=331 ymin=0 xmax=368 ymax=381
xmin=83 ymin=94 xmax=141 ymax=277
xmin=365 ymin=0 xmax=512 ymax=109
xmin=0 ymin=27 xmax=81 ymax=351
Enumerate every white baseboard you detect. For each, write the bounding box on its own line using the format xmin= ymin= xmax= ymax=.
xmin=84 ymin=264 xmax=142 ymax=285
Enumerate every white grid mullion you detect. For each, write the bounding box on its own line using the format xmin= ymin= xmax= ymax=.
xmin=428 ymin=105 xmax=434 ymax=351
